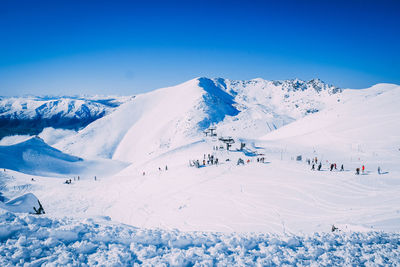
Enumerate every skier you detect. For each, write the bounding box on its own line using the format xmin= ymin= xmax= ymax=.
xmin=165 ymin=165 xmax=168 ymax=171
xmin=362 ymin=165 xmax=365 ymax=174
xmin=378 ymin=166 xmax=381 ymax=175
xmin=356 ymin=168 xmax=360 ymax=175
xmin=340 ymin=164 xmax=344 ymax=171
xmin=318 ymin=162 xmax=322 ymax=171
xmin=215 ymin=158 xmax=219 ymax=165
xmin=311 ymin=164 xmax=315 ymax=170
xmin=330 ymin=164 xmax=334 ymax=171
xmin=334 ymin=163 xmax=337 ymax=170
xmin=78 ymin=176 xmax=80 ymax=181
xmin=143 ymin=171 xmax=146 ymax=176
xmin=94 ymin=176 xmax=96 ymax=181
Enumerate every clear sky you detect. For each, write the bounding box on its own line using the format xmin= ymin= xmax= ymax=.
xmin=0 ymin=0 xmax=399 ymax=96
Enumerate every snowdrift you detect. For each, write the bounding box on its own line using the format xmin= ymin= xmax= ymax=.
xmin=1 ymin=212 xmax=399 ymax=266
xmin=0 ymin=137 xmax=128 ymax=176
xmin=0 ymin=193 xmax=44 ymax=214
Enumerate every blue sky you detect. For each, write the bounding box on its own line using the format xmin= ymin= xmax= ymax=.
xmin=0 ymin=0 xmax=399 ymax=96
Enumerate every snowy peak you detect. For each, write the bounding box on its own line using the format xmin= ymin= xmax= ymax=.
xmin=272 ymin=78 xmax=341 ymax=94
xmin=52 ymin=76 xmax=346 ymax=161
xmin=197 ymin=77 xmax=240 ymax=130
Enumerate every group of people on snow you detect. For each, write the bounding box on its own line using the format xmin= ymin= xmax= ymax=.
xmin=63 ymin=176 xmax=84 ymax=184
xmin=189 ymin=154 xmax=219 ymax=168
xmin=256 ymin=157 xmax=265 ymax=163
xmin=307 ymin=156 xmax=385 ymax=176
xmin=143 ymin=165 xmax=168 ymax=176
xmin=158 ymin=165 xmax=168 ymax=171
xmin=308 ymin=157 xmax=345 ymax=172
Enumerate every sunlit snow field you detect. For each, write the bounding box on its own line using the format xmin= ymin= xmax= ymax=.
xmin=1 ymin=78 xmax=400 ymax=265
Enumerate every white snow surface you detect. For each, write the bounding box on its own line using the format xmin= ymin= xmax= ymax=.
xmin=0 ymin=193 xmax=42 ymax=214
xmin=1 ymin=211 xmax=399 ymax=266
xmin=55 ymin=77 xmax=342 ymax=161
xmin=1 ymin=78 xmax=400 ymax=265
xmin=0 ymin=137 xmax=128 ymax=177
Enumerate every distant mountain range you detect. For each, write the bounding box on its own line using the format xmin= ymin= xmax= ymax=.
xmin=0 ymin=95 xmax=133 ymax=138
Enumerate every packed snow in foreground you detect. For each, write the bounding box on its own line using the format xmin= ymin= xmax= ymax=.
xmin=1 ymin=211 xmax=399 ymax=266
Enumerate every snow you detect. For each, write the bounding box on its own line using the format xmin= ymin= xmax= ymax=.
xmin=1 ymin=78 xmax=400 ymax=265
xmin=0 ymin=137 xmax=128 ymax=177
xmin=55 ymin=77 xmax=342 ymax=161
xmin=1 ymin=211 xmax=399 ymax=266
xmin=0 ymin=95 xmax=129 ymax=120
xmin=0 ymin=193 xmax=42 ymax=214
xmin=38 ymin=127 xmax=77 ymax=146
xmin=0 ymin=95 xmax=131 ymax=139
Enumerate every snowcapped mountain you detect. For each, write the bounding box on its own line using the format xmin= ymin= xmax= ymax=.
xmin=54 ymin=77 xmax=342 ymax=162
xmin=262 ymin=83 xmax=400 ymax=156
xmin=0 ymin=95 xmax=132 ymax=138
xmin=210 ymin=77 xmax=342 ymax=138
xmin=1 ymin=78 xmax=400 ymax=266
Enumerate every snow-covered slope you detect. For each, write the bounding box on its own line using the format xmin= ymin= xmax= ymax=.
xmin=0 ymin=193 xmax=43 ymax=214
xmin=261 ymin=83 xmax=400 ymax=158
xmin=213 ymin=77 xmax=342 ymax=138
xmin=55 ymin=77 xmax=342 ymax=162
xmin=0 ymin=137 xmax=128 ymax=176
xmin=38 ymin=80 xmax=400 ymax=234
xmin=1 ymin=79 xmax=400 ymax=265
xmin=55 ymin=78 xmax=240 ymax=160
xmin=0 ymin=95 xmax=131 ymax=138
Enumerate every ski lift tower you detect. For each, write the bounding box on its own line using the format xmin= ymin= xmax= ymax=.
xmin=209 ymin=127 xmax=217 ymax=137
xmin=219 ymin=137 xmax=235 ymax=151
xmin=204 ymin=127 xmax=217 ymax=137
xmin=204 ymin=129 xmax=210 ymax=137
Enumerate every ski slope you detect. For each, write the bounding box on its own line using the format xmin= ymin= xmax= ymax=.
xmin=54 ymin=77 xmax=342 ymax=160
xmin=1 ymin=78 xmax=400 ymax=265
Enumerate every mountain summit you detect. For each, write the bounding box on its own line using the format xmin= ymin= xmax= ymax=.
xmin=49 ymin=77 xmax=342 ymax=162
